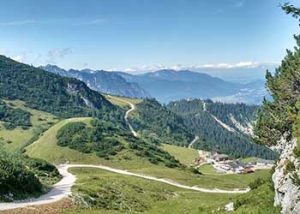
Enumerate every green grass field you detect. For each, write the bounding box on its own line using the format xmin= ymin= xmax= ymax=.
xmin=25 ymin=117 xmax=103 ymax=164
xmin=161 ymin=143 xmax=199 ymax=165
xmin=25 ymin=116 xmax=271 ymax=190
xmin=105 ymin=95 xmax=142 ymax=107
xmin=0 ymin=100 xmax=59 ymax=152
xmin=64 ymin=168 xmax=233 ymax=214
xmin=63 ymin=168 xmax=279 ymax=214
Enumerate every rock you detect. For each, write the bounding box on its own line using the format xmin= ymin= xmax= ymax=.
xmin=225 ymin=202 xmax=234 ymax=212
xmin=272 ymin=135 xmax=300 ymax=214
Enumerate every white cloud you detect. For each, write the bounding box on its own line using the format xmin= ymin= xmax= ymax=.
xmin=46 ymin=48 xmax=73 ymax=64
xmin=121 ymin=61 xmax=279 ymax=73
xmin=12 ymin=52 xmax=27 ymax=63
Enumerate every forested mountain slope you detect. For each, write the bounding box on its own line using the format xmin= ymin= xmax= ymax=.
xmin=0 ymin=56 xmax=117 ymax=119
xmin=129 ymin=99 xmax=194 ymax=147
xmin=167 ymin=99 xmax=277 ymax=159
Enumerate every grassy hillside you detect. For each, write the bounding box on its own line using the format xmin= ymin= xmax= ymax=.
xmin=105 ymin=95 xmax=142 ymax=107
xmin=161 ymin=144 xmax=198 ymax=165
xmin=61 ymin=168 xmax=277 ymax=214
xmin=26 ymin=117 xmax=181 ymax=168
xmin=64 ymin=168 xmax=232 ymax=214
xmin=25 ymin=116 xmax=269 ymax=190
xmin=0 ymin=100 xmax=59 ymax=152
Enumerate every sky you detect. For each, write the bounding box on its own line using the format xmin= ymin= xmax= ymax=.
xmin=0 ymin=0 xmax=299 ymax=73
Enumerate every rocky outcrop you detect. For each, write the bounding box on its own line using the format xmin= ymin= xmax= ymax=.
xmin=272 ymin=135 xmax=300 ymax=214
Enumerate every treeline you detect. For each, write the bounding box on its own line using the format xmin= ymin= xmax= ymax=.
xmin=129 ymin=99 xmax=193 ymax=147
xmin=167 ymin=99 xmax=277 ymax=159
xmin=0 ymin=100 xmax=32 ymax=129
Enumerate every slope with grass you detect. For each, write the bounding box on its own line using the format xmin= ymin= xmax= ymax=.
xmin=0 ymin=100 xmax=59 ymax=152
xmin=60 ymin=168 xmax=278 ymax=214
xmin=161 ymin=144 xmax=199 ymax=165
xmin=105 ymin=95 xmax=142 ymax=107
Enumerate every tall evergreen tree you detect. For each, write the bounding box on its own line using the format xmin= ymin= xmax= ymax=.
xmin=254 ymin=3 xmax=300 ymax=145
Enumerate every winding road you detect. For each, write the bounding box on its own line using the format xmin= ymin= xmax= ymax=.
xmin=0 ymin=96 xmax=250 ymax=211
xmin=0 ymin=164 xmax=250 ymax=211
xmin=108 ymin=95 xmax=138 ymax=137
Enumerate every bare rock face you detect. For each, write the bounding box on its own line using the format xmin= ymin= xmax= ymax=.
xmin=272 ymin=136 xmax=300 ymax=214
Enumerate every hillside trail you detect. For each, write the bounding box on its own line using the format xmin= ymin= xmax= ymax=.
xmin=0 ymin=97 xmax=249 ymax=211
xmin=0 ymin=164 xmax=250 ymax=211
xmin=108 ymin=95 xmax=138 ymax=137
xmin=188 ymin=136 xmax=199 ymax=148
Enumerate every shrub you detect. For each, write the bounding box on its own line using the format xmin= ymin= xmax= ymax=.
xmin=249 ymin=178 xmax=266 ymax=190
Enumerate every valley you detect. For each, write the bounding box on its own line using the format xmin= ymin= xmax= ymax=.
xmin=1 ymin=1 xmax=300 ymax=213
xmin=0 ymin=56 xmax=281 ymax=213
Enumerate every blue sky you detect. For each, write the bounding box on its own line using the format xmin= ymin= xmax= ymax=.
xmin=0 ymin=0 xmax=299 ymax=72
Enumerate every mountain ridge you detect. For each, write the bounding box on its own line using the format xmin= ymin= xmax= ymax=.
xmin=41 ymin=65 xmax=151 ymax=99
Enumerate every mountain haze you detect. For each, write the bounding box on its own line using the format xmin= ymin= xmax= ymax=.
xmin=119 ymin=69 xmax=268 ymax=104
xmin=41 ymin=65 xmax=151 ymax=99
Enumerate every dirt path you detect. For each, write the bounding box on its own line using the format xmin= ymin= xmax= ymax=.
xmin=108 ymin=96 xmax=138 ymax=137
xmin=0 ymin=164 xmax=250 ymax=211
xmin=188 ymin=136 xmax=199 ymax=148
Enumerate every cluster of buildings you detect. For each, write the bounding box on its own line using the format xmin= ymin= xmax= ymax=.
xmin=195 ymin=151 xmax=275 ymax=174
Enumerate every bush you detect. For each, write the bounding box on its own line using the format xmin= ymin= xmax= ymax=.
xmin=249 ymin=178 xmax=266 ymax=190
xmin=0 ymin=152 xmax=43 ymax=202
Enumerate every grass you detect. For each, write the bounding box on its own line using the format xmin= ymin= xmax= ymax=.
xmin=64 ymin=168 xmax=279 ymax=214
xmin=230 ymin=181 xmax=280 ymax=213
xmin=240 ymin=157 xmax=258 ymax=163
xmin=25 ymin=117 xmax=271 ymax=190
xmin=105 ymin=95 xmax=142 ymax=107
xmin=161 ymin=143 xmax=199 ymax=165
xmin=64 ymin=168 xmax=233 ymax=214
xmin=199 ymin=164 xmax=217 ymax=174
xmin=0 ymin=100 xmax=59 ymax=152
xmin=25 ymin=117 xmax=103 ymax=164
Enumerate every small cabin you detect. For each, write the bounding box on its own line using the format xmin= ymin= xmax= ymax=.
xmin=212 ymin=154 xmax=229 ymax=162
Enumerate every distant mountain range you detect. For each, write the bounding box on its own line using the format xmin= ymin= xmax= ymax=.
xmin=119 ymin=69 xmax=268 ymax=104
xmin=41 ymin=65 xmax=151 ymax=98
xmin=42 ymin=65 xmax=268 ymax=104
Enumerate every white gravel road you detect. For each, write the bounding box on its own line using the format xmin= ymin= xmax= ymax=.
xmin=0 ymin=164 xmax=250 ymax=211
